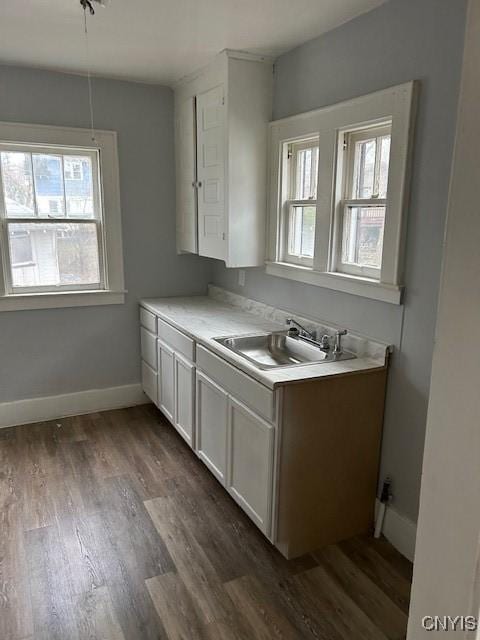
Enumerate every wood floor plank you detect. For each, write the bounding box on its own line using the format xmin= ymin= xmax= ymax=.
xmin=315 ymin=545 xmax=408 ymax=639
xmin=0 ymin=435 xmax=33 ymax=640
xmin=293 ymin=565 xmax=389 ymax=640
xmin=146 ymin=572 xmax=207 ymax=640
xmin=25 ymin=525 xmax=80 ymax=640
xmin=339 ymin=536 xmax=412 ymax=614
xmin=224 ymin=574 xmax=300 ymax=640
xmin=145 ymin=495 xmax=235 ymax=625
xmin=73 ymin=586 xmax=126 ymax=640
xmin=101 ymin=475 xmax=175 ymax=580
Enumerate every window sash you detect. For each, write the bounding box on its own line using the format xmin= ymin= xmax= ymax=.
xmin=282 ymin=137 xmax=319 ymax=266
xmin=344 ymin=125 xmax=391 ymax=201
xmin=332 ymin=123 xmax=391 ymax=280
xmin=334 ymin=200 xmax=386 ymax=279
xmin=0 ymin=143 xmax=106 ymax=294
xmin=283 ymin=200 xmax=316 ymax=266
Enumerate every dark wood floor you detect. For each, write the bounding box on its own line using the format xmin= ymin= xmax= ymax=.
xmin=0 ymin=404 xmax=412 ymax=640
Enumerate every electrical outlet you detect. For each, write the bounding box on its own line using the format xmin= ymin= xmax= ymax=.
xmin=238 ymin=270 xmax=245 ymax=287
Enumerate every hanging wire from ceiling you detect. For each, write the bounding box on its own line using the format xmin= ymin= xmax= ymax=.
xmin=79 ymin=0 xmax=100 ymax=142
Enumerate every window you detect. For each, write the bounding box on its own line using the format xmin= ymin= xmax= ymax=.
xmin=267 ymin=82 xmax=415 ymax=304
xmin=283 ymin=138 xmax=319 ymax=265
xmin=0 ymin=122 xmax=124 ymax=311
xmin=336 ymin=124 xmax=391 ymax=278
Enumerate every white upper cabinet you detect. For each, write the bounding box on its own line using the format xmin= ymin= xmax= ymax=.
xmin=174 ymin=50 xmax=273 ymax=267
xmin=196 ymin=84 xmax=226 ymax=259
xmin=175 ymin=96 xmax=197 ymax=254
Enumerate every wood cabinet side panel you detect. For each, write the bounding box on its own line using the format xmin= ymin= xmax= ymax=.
xmin=276 ymin=370 xmax=387 ymax=558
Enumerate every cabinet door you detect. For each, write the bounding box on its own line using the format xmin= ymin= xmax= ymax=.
xmin=195 ymin=371 xmax=228 ymax=484
xmin=158 ymin=340 xmax=175 ymax=424
xmin=141 ymin=360 xmax=158 ymax=407
xmin=196 ymin=85 xmax=226 ymax=261
xmin=227 ymin=397 xmax=274 ymax=535
xmin=175 ymin=96 xmax=198 ymax=254
xmin=174 ymin=354 xmax=195 ymax=446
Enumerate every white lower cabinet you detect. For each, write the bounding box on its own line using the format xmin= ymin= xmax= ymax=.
xmin=158 ymin=339 xmax=175 ymax=423
xmin=141 ymin=360 xmax=158 ymax=406
xmin=195 ymin=371 xmax=228 ymax=484
xmin=227 ymin=397 xmax=274 ymax=535
xmin=174 ymin=353 xmax=195 ymax=446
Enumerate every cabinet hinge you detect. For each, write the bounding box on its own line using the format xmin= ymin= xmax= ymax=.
xmin=343 ymin=136 xmax=348 ymax=150
xmin=287 ymin=147 xmax=293 ymax=160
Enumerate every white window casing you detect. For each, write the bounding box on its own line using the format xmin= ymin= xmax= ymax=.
xmin=0 ymin=121 xmax=125 ymax=311
xmin=266 ymin=82 xmax=417 ymax=305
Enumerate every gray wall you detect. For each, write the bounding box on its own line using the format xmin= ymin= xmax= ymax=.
xmin=212 ymin=0 xmax=467 ymax=522
xmin=0 ymin=65 xmax=213 ymax=404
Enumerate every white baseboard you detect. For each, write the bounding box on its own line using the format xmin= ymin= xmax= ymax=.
xmin=0 ymin=383 xmax=149 ymax=429
xmin=376 ymin=499 xmax=417 ymax=562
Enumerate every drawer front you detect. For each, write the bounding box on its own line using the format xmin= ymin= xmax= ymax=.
xmin=140 ymin=327 xmax=157 ymax=370
xmin=157 ymin=318 xmax=195 ymax=362
xmin=197 ymin=345 xmax=274 ymax=422
xmin=140 ymin=307 xmax=157 ymax=334
xmin=141 ymin=360 xmax=158 ymax=406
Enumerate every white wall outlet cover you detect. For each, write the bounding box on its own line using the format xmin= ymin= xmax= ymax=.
xmin=238 ymin=270 xmax=246 ymax=286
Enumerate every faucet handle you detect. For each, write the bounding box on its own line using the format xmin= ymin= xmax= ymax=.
xmin=320 ymin=334 xmax=331 ymax=351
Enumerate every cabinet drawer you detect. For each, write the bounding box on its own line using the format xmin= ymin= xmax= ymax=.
xmin=140 ymin=327 xmax=157 ymax=370
xmin=140 ymin=307 xmax=157 ymax=333
xmin=157 ymin=318 xmax=195 ymax=362
xmin=197 ymin=345 xmax=274 ymax=422
xmin=141 ymin=360 xmax=158 ymax=406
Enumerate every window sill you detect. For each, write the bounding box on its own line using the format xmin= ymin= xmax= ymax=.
xmin=0 ymin=289 xmax=126 ymax=312
xmin=265 ymin=261 xmax=403 ymax=304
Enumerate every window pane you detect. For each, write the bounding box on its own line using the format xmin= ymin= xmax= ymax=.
xmin=341 ymin=206 xmax=385 ymax=269
xmin=33 ymin=154 xmax=65 ymax=216
xmin=10 ymin=231 xmax=33 ymax=265
xmin=8 ymin=222 xmax=100 ymax=289
xmin=377 ymin=135 xmax=391 ymax=198
xmin=64 ymin=155 xmax=95 ymax=217
xmin=295 ymin=146 xmax=318 ymax=199
xmin=0 ymin=151 xmax=35 ymax=217
xmin=288 ymin=206 xmax=316 ymax=258
xmin=353 ymin=138 xmax=376 ymax=198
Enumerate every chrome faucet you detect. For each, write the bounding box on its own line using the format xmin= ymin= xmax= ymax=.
xmin=285 ymin=318 xmax=316 ymax=341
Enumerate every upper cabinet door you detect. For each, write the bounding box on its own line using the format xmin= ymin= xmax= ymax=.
xmin=196 ymin=85 xmax=226 ymax=261
xmin=175 ymin=96 xmax=197 ymax=254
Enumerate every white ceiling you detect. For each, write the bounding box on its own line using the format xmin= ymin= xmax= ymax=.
xmin=0 ymin=0 xmax=385 ymax=85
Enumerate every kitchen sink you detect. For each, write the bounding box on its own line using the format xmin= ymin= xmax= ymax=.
xmin=213 ymin=331 xmax=356 ymax=370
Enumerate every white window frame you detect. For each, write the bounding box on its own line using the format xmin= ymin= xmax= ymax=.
xmin=334 ymin=123 xmax=391 ymax=280
xmin=0 ymin=122 xmax=125 ymax=311
xmin=282 ymin=137 xmax=319 ymax=267
xmin=266 ymin=82 xmax=416 ymax=305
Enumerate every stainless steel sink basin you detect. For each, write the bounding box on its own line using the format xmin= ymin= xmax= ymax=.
xmin=213 ymin=332 xmax=356 ymax=370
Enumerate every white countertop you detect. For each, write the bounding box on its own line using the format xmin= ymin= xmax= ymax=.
xmin=140 ymin=294 xmax=388 ymax=390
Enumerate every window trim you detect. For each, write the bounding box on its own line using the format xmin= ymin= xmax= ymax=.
xmin=266 ymin=81 xmax=416 ymax=304
xmin=0 ymin=121 xmax=125 ymax=311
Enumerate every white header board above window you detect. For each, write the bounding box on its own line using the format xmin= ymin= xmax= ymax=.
xmin=266 ymin=82 xmax=416 ymax=304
